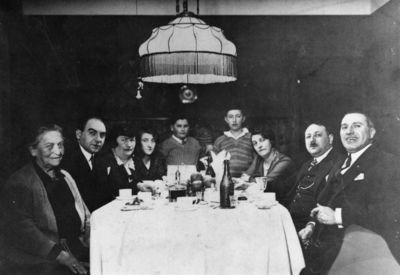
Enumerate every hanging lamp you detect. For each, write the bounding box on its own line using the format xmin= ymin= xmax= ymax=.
xmin=138 ymin=0 xmax=237 ymax=84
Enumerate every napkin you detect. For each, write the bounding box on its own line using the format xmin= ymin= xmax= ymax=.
xmin=210 ymin=150 xmax=231 ymax=190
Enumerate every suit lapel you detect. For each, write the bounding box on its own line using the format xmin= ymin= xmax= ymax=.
xmin=327 ymin=145 xmax=376 ymax=202
xmin=318 ymin=158 xmax=345 ymax=204
xmin=76 ymin=144 xmax=92 ymax=172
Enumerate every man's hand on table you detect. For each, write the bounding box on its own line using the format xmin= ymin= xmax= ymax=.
xmin=298 ymin=223 xmax=314 ymax=245
xmin=56 ymin=250 xmax=87 ymax=274
xmin=137 ymin=181 xmax=154 ymax=192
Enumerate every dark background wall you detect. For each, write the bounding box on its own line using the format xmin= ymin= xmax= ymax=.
xmin=1 ymin=0 xmax=400 ymax=180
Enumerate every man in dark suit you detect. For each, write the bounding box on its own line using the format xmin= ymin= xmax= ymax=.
xmin=289 ymin=122 xmax=344 ymax=231
xmin=61 ymin=117 xmax=106 ymax=211
xmin=299 ymin=112 xmax=400 ymax=274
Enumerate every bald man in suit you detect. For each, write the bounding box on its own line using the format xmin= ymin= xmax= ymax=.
xmin=289 ymin=122 xmax=343 ymax=232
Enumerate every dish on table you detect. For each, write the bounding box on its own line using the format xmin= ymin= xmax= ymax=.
xmin=116 ymin=195 xmax=136 ymax=201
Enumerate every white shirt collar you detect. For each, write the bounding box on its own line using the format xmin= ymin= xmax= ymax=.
xmin=224 ymin=128 xmax=249 ymax=140
xmin=314 ymin=147 xmax=333 ymax=164
xmin=263 ymin=149 xmax=277 ymax=175
xmin=172 ymin=135 xmax=187 ymax=144
xmin=112 ymin=150 xmax=135 ymax=174
xmin=347 ymin=143 xmax=372 ymax=166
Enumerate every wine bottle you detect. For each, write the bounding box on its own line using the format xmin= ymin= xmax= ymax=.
xmin=220 ymin=159 xmax=231 ymax=208
xmin=227 ymin=160 xmax=234 ymax=196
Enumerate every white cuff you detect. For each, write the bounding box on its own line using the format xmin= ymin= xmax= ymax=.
xmin=335 ymin=208 xmax=343 ymax=228
xmin=306 ymin=221 xmax=316 ymax=229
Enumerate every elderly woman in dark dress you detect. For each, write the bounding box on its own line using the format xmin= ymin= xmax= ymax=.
xmin=0 ymin=125 xmax=89 ymax=275
xmin=241 ymin=127 xmax=297 ymax=206
xmin=135 ymin=128 xmax=166 ymax=192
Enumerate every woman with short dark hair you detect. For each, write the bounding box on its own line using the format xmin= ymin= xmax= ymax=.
xmin=241 ymin=126 xmax=297 ymax=206
xmin=1 ymin=125 xmax=89 ymax=275
xmin=93 ymin=123 xmax=139 ymax=208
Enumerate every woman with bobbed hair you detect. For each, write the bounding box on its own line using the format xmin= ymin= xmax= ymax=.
xmin=241 ymin=126 xmax=297 ymax=206
xmin=0 ymin=124 xmax=89 ymax=275
xmin=134 ymin=128 xmax=166 ymax=179
xmin=93 ymin=123 xmax=139 ymax=208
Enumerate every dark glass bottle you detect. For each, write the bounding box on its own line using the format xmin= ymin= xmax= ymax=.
xmin=220 ymin=159 xmax=233 ymax=208
xmin=227 ymin=161 xmax=234 ymax=196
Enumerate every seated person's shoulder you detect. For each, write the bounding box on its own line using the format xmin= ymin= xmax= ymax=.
xmin=3 ymin=165 xmax=36 ymax=195
xmin=93 ymin=150 xmax=114 ymax=168
xmin=213 ymin=135 xmax=226 ymax=145
xmin=276 ymin=152 xmax=296 ymax=172
xmin=244 ymin=132 xmax=252 ymax=138
xmin=188 ymin=136 xmax=201 ymax=145
xmin=278 ymin=151 xmax=293 ymax=163
xmin=159 ymin=136 xmax=172 ymax=147
xmin=7 ymin=164 xmax=33 ymax=181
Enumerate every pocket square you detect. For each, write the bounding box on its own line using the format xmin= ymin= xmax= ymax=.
xmin=354 ymin=173 xmax=364 ymax=181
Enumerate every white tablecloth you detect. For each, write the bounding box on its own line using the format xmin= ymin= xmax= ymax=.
xmin=91 ymin=200 xmax=304 ymax=275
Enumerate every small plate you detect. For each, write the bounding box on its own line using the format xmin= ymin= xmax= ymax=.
xmin=115 ymin=196 xmax=136 ymax=201
xmin=121 ymin=205 xmax=153 ymax=211
xmin=174 ymin=205 xmax=199 ymax=211
xmin=255 ymin=201 xmax=277 ymax=209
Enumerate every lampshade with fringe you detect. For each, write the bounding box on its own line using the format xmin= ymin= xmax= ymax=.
xmin=138 ymin=12 xmax=237 ymax=84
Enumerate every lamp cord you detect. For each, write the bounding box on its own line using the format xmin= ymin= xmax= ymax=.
xmin=183 ymin=0 xmax=188 ymax=12
xmin=197 ymin=0 xmax=199 ymax=14
xmin=176 ymin=0 xmax=180 ymax=14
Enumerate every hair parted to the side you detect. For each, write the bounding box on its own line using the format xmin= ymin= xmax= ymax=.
xmin=169 ymin=114 xmax=190 ymax=126
xmin=29 ymin=124 xmax=64 ymax=149
xmin=109 ymin=123 xmax=137 ymax=148
xmin=76 ymin=116 xmax=105 ymax=131
xmin=343 ymin=111 xmax=375 ymax=129
xmin=250 ymin=126 xmax=276 ymax=148
xmin=135 ymin=128 xmax=159 ymax=158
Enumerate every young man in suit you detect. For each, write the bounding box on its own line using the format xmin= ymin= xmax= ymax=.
xmin=61 ymin=117 xmax=107 ymax=211
xmin=289 ymin=122 xmax=343 ymax=231
xmin=299 ymin=112 xmax=400 ymax=274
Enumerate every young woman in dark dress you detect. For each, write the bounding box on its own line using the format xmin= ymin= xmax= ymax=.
xmin=135 ymin=128 xmax=166 ymax=192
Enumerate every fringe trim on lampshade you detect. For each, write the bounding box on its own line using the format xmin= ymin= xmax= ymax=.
xmin=140 ymin=52 xmax=237 ymax=84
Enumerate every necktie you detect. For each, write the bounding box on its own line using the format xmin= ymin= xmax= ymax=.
xmin=89 ymin=155 xmax=94 ymax=170
xmin=308 ymin=158 xmax=318 ymax=171
xmin=341 ymin=154 xmax=352 ymax=170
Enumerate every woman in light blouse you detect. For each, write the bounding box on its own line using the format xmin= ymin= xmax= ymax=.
xmin=93 ymin=123 xmax=138 ymax=208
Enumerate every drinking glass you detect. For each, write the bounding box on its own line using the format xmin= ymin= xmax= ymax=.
xmin=255 ymin=177 xmax=268 ymax=192
xmin=190 ymin=173 xmax=204 ymax=200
